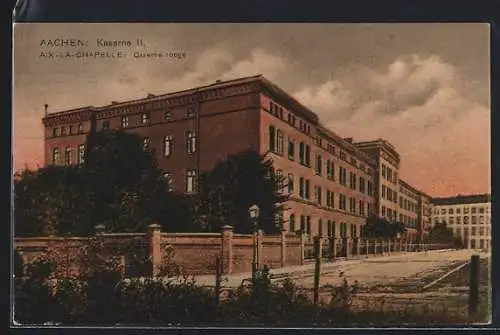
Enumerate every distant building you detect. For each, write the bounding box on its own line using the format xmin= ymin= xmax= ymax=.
xmin=42 ymin=74 xmax=432 ymax=242
xmin=430 ymin=194 xmax=491 ymax=250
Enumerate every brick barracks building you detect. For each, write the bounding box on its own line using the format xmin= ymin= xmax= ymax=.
xmin=42 ymin=75 xmax=430 ymax=241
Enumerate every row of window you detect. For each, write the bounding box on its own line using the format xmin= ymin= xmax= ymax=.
xmin=434 ymin=206 xmax=489 ymax=215
xmin=269 ymin=126 xmax=374 ymax=196
xmin=140 ymin=131 xmax=197 ymax=156
xmin=381 ymin=163 xmax=397 ymax=184
xmin=103 ymin=108 xmax=196 ymax=131
xmin=288 ymin=214 xmax=360 ymax=238
xmin=398 ymin=196 xmax=418 ymax=213
xmin=398 ymin=213 xmax=418 ymax=227
xmin=162 ymin=170 xmax=197 ymax=193
xmin=435 ymin=215 xmax=488 ymax=225
xmin=381 ymin=185 xmax=398 ymax=205
xmin=51 ymin=145 xmax=85 ymax=165
xmin=52 ymin=123 xmax=84 ymax=137
xmin=453 ymin=226 xmax=490 ymax=237
xmin=269 ymin=100 xmax=312 ymax=136
xmin=284 ymin=173 xmax=373 ymax=216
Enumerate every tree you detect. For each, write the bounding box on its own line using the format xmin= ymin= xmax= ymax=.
xmin=427 ymin=221 xmax=461 ymax=247
xmin=14 ymin=130 xmax=180 ymax=235
xmin=364 ymin=215 xmax=405 ymax=239
xmin=194 ymin=150 xmax=288 ymax=234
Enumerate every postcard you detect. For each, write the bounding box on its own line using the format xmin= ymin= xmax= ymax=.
xmin=12 ymin=23 xmax=491 ymax=328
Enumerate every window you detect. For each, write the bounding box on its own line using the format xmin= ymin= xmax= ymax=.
xmin=471 ymin=227 xmax=477 ymax=236
xmin=387 ymin=168 xmax=393 ymax=182
xmin=456 ymin=217 xmax=461 ymax=225
xmin=399 ymin=196 xmax=403 ymax=208
xmin=351 ymin=224 xmax=357 ymax=238
xmin=305 ymin=145 xmax=311 ymax=167
xmin=52 ymin=148 xmax=60 ymax=165
xmin=121 ymin=116 xmax=129 ymax=128
xmin=186 ymin=170 xmax=197 ymax=193
xmin=64 ymin=147 xmax=72 ymax=165
xmin=141 ymin=113 xmax=150 ymax=124
xmin=69 ymin=125 xmax=74 ymax=135
xmin=326 ymin=190 xmax=334 ymax=208
xmin=269 ymin=126 xmax=276 ymax=152
xmin=471 ymin=216 xmax=477 ymax=224
xmin=318 ymin=219 xmax=323 ymax=236
xmin=359 ymin=177 xmax=365 ymax=193
xmin=382 ymin=206 xmax=386 ymax=217
xmin=382 ymin=185 xmax=386 ymax=199
xmin=306 ymin=216 xmax=311 ymax=235
xmin=441 ymin=208 xmax=446 ymax=215
xmin=305 ymin=180 xmax=310 ymax=200
xmin=299 ymin=177 xmax=305 ymax=199
xmin=52 ymin=127 xmax=59 ymax=137
xmin=340 ymin=222 xmax=347 ymax=238
xmin=298 ymin=142 xmax=305 ymax=164
xmin=289 ymin=214 xmax=296 ymax=233
xmin=339 ymin=166 xmax=347 ymax=186
xmin=164 ymin=173 xmax=174 ymax=191
xmin=78 ymin=123 xmax=83 ymax=133
xmin=61 ymin=126 xmax=67 ymax=136
xmin=288 ymin=138 xmax=295 ymax=160
xmin=449 ymin=208 xmax=454 ymax=214
xmin=300 ymin=215 xmax=305 ymax=232
xmin=287 ymin=174 xmax=295 ymax=195
xmin=340 ymin=151 xmax=347 ymax=160
xmin=382 ymin=165 xmax=386 ymax=178
xmin=471 ymin=207 xmax=477 ymax=214
xmin=186 ymin=131 xmax=196 ymax=154
xmin=315 ymin=154 xmax=322 ymax=175
xmin=276 ymin=130 xmax=284 ymax=154
xmin=367 ymin=181 xmax=373 ymax=196
xmin=367 ymin=203 xmax=373 ymax=215
xmin=339 ymin=194 xmax=346 ymax=210
xmin=326 ymin=160 xmax=335 ymax=180
xmin=349 ymin=197 xmax=356 ymax=213
xmin=101 ymin=120 xmax=110 ymax=131
xmin=186 ymin=107 xmax=195 ymax=118
xmin=387 ymin=188 xmax=392 ymax=201
xmin=164 ymin=110 xmax=172 ymax=121
xmin=456 ymin=208 xmax=461 ymax=214
xmin=77 ymin=144 xmax=85 ymax=164
xmin=143 ymin=137 xmax=151 ymax=150
xmin=315 ymin=186 xmax=322 ymax=205
xmin=276 ymin=169 xmax=284 ymax=191
xmin=464 ymin=216 xmax=469 ymax=224
xmin=164 ymin=135 xmax=173 ymax=157
xmin=359 ymin=200 xmax=365 ymax=216
xmin=349 ymin=172 xmax=357 ymax=190
xmin=479 ymin=227 xmax=484 ymax=236
xmin=464 ymin=207 xmax=469 ymax=214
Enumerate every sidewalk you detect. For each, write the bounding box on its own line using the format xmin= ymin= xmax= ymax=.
xmin=192 ymin=249 xmax=456 ymax=288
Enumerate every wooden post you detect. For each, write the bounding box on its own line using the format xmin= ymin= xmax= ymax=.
xmin=373 ymin=239 xmax=377 ymax=255
xmin=387 ymin=239 xmax=392 ymax=255
xmin=365 ymin=239 xmax=369 ymax=256
xmin=356 ymin=238 xmax=361 ymax=258
xmin=468 ymin=255 xmax=480 ymax=315
xmin=313 ymin=236 xmax=321 ymax=306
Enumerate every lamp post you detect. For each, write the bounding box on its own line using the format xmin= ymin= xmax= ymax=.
xmin=249 ymin=204 xmax=260 ymax=281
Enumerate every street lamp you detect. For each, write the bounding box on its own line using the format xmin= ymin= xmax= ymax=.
xmin=248 ymin=204 xmax=260 ymax=281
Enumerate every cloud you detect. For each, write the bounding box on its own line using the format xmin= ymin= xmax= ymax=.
xmin=292 ymin=54 xmax=490 ymax=196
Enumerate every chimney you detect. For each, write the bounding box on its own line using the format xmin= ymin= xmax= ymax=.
xmin=215 ymin=80 xmax=222 ymax=84
xmin=147 ymin=93 xmax=156 ymax=98
xmin=344 ymin=137 xmax=353 ymax=143
xmin=111 ymin=101 xmax=119 ymax=105
xmin=44 ymin=104 xmax=48 ymax=116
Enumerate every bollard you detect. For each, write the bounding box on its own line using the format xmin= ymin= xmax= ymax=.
xmin=215 ymin=255 xmax=222 ymax=306
xmin=313 ymin=236 xmax=321 ymax=306
xmin=468 ymin=255 xmax=480 ymax=315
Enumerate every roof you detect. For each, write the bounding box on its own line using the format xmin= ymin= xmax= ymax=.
xmin=353 ymin=138 xmax=401 ymax=161
xmin=431 ymin=194 xmax=491 ymax=206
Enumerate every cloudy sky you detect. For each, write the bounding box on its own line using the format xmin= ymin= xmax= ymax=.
xmin=13 ymin=23 xmax=490 ymax=197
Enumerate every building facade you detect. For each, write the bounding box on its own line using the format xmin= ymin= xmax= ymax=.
xmin=42 ymin=75 xmax=429 ymax=241
xmin=430 ymin=194 xmax=491 ymax=250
